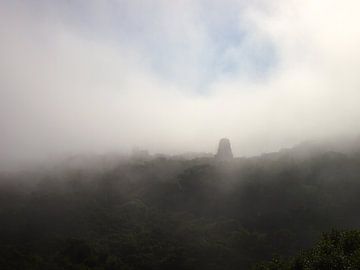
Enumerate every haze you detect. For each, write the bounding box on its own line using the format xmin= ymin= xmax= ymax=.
xmin=1 ymin=0 xmax=360 ymax=169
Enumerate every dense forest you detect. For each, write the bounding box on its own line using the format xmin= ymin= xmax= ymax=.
xmin=1 ymin=142 xmax=360 ymax=269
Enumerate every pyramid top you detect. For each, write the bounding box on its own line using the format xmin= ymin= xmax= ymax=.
xmin=215 ymin=138 xmax=233 ymax=161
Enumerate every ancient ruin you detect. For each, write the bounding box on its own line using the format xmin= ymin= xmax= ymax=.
xmin=215 ymin=138 xmax=233 ymax=160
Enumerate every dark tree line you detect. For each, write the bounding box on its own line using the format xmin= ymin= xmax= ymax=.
xmin=1 ymin=146 xmax=360 ymax=269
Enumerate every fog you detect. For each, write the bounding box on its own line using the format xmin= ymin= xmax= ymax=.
xmin=2 ymin=0 xmax=360 ymax=169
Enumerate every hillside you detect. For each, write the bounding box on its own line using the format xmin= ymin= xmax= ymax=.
xmin=1 ymin=143 xmax=360 ymax=269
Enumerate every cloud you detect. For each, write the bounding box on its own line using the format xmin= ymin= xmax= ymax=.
xmin=1 ymin=0 xmax=360 ymax=168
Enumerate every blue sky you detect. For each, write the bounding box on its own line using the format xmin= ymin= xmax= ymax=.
xmin=24 ymin=0 xmax=278 ymax=91
xmin=1 ymin=0 xmax=360 ymax=167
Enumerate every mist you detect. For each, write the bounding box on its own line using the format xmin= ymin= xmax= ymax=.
xmin=3 ymin=2 xmax=360 ymax=267
xmin=1 ymin=0 xmax=360 ymax=168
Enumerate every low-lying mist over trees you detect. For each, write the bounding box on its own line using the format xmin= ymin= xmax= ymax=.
xmin=2 ymin=139 xmax=360 ymax=269
xmin=2 ymin=0 xmax=360 ymax=269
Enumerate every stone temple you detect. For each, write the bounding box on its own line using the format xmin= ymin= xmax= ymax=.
xmin=215 ymin=138 xmax=233 ymax=161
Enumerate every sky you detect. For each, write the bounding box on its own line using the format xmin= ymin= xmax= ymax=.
xmin=1 ymin=0 xmax=360 ymax=168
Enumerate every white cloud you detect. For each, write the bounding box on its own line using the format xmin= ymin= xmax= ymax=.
xmin=1 ymin=0 xmax=360 ymax=168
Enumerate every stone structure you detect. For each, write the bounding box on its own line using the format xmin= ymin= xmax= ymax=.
xmin=215 ymin=138 xmax=233 ymax=161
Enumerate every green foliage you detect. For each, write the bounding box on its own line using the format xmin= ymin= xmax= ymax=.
xmin=255 ymin=230 xmax=360 ymax=270
xmin=1 ymin=149 xmax=360 ymax=269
